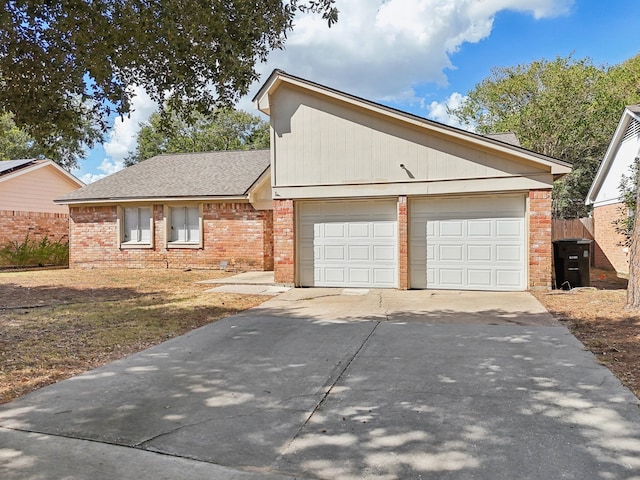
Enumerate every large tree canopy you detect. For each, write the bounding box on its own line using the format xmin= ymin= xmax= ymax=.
xmin=0 ymin=112 xmax=98 ymax=168
xmin=124 ymin=109 xmax=270 ymax=166
xmin=452 ymin=55 xmax=640 ymax=218
xmin=0 ymin=0 xmax=337 ymax=158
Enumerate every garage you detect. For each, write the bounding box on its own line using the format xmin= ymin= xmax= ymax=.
xmin=410 ymin=195 xmax=526 ymax=291
xmin=298 ymin=199 xmax=397 ymax=288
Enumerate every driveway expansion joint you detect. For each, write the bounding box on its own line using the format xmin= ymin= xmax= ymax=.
xmin=278 ymin=321 xmax=381 ymax=452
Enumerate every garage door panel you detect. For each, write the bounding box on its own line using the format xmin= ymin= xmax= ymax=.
xmin=496 ymin=219 xmax=521 ymax=237
xmin=468 ymin=220 xmax=493 ymax=237
xmin=468 ymin=244 xmax=492 ymax=262
xmin=468 ymin=269 xmax=492 ymax=287
xmin=299 ymin=200 xmax=397 ymax=288
xmin=348 ymin=245 xmax=371 ymax=261
xmin=440 ymin=221 xmax=463 ymax=237
xmin=410 ymin=195 xmax=526 ymax=291
xmin=496 ymin=245 xmax=521 ymax=262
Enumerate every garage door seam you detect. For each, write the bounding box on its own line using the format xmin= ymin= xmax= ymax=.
xmin=282 ymin=321 xmax=381 ymax=448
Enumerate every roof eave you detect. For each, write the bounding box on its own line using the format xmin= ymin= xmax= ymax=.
xmin=55 ymin=194 xmax=250 ymax=206
xmin=585 ymin=107 xmax=640 ymax=205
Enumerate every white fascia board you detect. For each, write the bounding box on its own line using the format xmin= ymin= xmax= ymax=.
xmin=257 ymin=71 xmax=571 ymax=175
xmin=586 ymin=108 xmax=640 ymax=205
xmin=0 ymin=159 xmax=85 ymax=187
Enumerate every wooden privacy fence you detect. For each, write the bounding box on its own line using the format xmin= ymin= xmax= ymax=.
xmin=552 ymin=217 xmax=594 ymax=241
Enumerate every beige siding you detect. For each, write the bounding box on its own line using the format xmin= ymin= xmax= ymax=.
xmin=271 ymin=85 xmax=548 ymax=190
xmin=0 ymin=165 xmax=79 ymax=213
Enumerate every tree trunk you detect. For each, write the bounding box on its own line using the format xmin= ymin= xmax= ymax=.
xmin=626 ymin=169 xmax=640 ymax=309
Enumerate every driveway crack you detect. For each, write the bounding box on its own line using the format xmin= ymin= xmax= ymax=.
xmin=280 ymin=321 xmax=381 ymax=449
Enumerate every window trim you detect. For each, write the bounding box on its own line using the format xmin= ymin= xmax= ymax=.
xmin=165 ymin=203 xmax=203 ymax=249
xmin=117 ymin=205 xmax=154 ymax=249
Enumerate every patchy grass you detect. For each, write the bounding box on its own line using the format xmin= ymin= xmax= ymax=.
xmin=0 ymin=268 xmax=267 ymax=403
xmin=533 ymin=268 xmax=640 ymax=399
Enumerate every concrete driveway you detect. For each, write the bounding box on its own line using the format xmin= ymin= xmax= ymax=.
xmin=1 ymin=289 xmax=639 ymax=479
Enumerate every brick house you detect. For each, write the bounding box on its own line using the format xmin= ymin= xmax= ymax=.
xmin=254 ymin=70 xmax=571 ymax=290
xmin=0 ymin=159 xmax=84 ymax=251
xmin=55 ymin=150 xmax=273 ymax=271
xmin=585 ymin=105 xmax=640 ymax=276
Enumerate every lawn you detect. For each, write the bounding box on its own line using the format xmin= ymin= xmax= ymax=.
xmin=533 ymin=268 xmax=639 ymax=399
xmin=0 ymin=268 xmax=267 ymax=404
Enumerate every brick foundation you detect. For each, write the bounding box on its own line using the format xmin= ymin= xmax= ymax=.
xmin=528 ymin=190 xmax=553 ymax=290
xmin=272 ymin=199 xmax=295 ymax=284
xmin=69 ymin=203 xmax=273 ymax=271
xmin=0 ymin=209 xmax=69 ymax=250
xmin=593 ymin=203 xmax=629 ymax=275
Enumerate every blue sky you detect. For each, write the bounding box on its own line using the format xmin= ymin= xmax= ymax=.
xmin=75 ymin=0 xmax=640 ymax=183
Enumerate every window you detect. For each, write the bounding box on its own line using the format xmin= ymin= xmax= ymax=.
xmin=120 ymin=206 xmax=153 ymax=247
xmin=168 ymin=205 xmax=201 ymax=246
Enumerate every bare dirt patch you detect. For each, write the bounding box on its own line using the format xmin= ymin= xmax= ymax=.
xmin=0 ymin=268 xmax=267 ymax=403
xmin=533 ymin=268 xmax=640 ymax=399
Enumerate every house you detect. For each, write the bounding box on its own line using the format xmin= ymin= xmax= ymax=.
xmin=55 ymin=150 xmax=273 ymax=270
xmin=585 ymin=105 xmax=640 ymax=276
xmin=0 ymin=159 xmax=84 ymax=248
xmin=253 ymin=70 xmax=571 ymax=291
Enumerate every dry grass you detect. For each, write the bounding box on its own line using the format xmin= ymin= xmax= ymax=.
xmin=0 ymin=268 xmax=267 ymax=404
xmin=533 ymin=268 xmax=640 ymax=399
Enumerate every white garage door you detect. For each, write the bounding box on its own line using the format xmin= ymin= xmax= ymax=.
xmin=410 ymin=195 xmax=526 ymax=291
xmin=299 ymin=200 xmax=397 ymax=288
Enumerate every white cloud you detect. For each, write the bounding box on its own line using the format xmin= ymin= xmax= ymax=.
xmin=102 ymin=86 xmax=157 ymax=171
xmin=426 ymin=91 xmax=472 ymax=130
xmin=251 ymin=0 xmax=574 ymax=103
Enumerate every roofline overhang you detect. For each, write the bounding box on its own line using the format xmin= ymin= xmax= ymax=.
xmin=0 ymin=159 xmax=85 ymax=187
xmin=253 ymin=70 xmax=572 ymax=176
xmin=55 ymin=195 xmax=250 ymax=206
xmin=585 ymin=106 xmax=640 ymax=205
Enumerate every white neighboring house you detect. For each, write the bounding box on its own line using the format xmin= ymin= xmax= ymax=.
xmin=586 ymin=105 xmax=640 ymax=275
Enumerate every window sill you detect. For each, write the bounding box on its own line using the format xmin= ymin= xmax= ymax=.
xmin=167 ymin=242 xmax=201 ymax=249
xmin=120 ymin=243 xmax=153 ymax=249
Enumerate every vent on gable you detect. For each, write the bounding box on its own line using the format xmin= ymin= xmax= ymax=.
xmin=623 ymin=118 xmax=640 ymax=142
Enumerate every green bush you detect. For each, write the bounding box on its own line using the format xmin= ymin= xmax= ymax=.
xmin=0 ymin=234 xmax=69 ymax=267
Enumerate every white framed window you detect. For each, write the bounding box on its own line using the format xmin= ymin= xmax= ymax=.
xmin=118 ymin=206 xmax=153 ymax=248
xmin=167 ymin=204 xmax=202 ymax=248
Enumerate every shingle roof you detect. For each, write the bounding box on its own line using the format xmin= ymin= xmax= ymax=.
xmin=485 ymin=132 xmax=521 ymax=147
xmin=0 ymin=159 xmax=37 ymax=176
xmin=57 ymin=150 xmax=270 ymax=203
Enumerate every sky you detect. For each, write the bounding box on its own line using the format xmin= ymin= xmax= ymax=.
xmin=75 ymin=0 xmax=640 ymax=184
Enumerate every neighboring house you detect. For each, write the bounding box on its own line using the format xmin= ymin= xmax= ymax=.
xmin=0 ymin=159 xmax=84 ymax=248
xmin=55 ymin=150 xmax=273 ymax=270
xmin=253 ymin=70 xmax=571 ymax=291
xmin=585 ymin=105 xmax=640 ymax=276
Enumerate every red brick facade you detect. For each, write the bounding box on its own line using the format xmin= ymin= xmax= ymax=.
xmin=69 ymin=202 xmax=273 ymax=271
xmin=593 ymin=203 xmax=629 ymax=275
xmin=528 ymin=190 xmax=553 ymax=290
xmin=0 ymin=210 xmax=69 ymax=247
xmin=398 ymin=196 xmax=408 ymax=290
xmin=273 ymin=199 xmax=295 ymax=284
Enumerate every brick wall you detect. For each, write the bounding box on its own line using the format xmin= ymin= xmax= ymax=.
xmin=528 ymin=190 xmax=553 ymax=290
xmin=593 ymin=202 xmax=629 ymax=275
xmin=0 ymin=210 xmax=69 ymax=247
xmin=273 ymin=199 xmax=295 ymax=284
xmin=69 ymin=203 xmax=273 ymax=271
xmin=398 ymin=196 xmax=408 ymax=290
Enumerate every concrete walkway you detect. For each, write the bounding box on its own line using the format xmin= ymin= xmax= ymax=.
xmin=1 ymin=290 xmax=639 ymax=479
xmin=198 ymin=271 xmax=291 ymax=296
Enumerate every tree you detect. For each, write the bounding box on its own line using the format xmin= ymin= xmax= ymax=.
xmin=0 ymin=112 xmax=97 ymax=169
xmin=0 ymin=1 xmax=337 ymax=152
xmin=124 ymin=109 xmax=270 ymax=165
xmin=451 ymin=55 xmax=640 ymax=218
xmin=613 ymin=158 xmax=639 ymax=247
xmin=627 ymin=167 xmax=640 ymax=309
